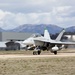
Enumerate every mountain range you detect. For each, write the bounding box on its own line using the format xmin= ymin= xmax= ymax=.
xmin=0 ymin=24 xmax=75 ymax=34
xmin=10 ymin=24 xmax=63 ymax=34
xmin=0 ymin=28 xmax=5 ymax=32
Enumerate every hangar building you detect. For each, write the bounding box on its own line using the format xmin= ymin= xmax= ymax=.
xmin=63 ymin=34 xmax=75 ymax=48
xmin=0 ymin=32 xmax=33 ymax=50
xmin=0 ymin=32 xmax=33 ymax=41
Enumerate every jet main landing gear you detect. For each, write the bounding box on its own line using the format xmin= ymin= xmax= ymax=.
xmin=54 ymin=51 xmax=57 ymax=55
xmin=33 ymin=50 xmax=41 ymax=55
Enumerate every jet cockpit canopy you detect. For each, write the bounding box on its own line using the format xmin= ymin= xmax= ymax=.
xmin=30 ymin=33 xmax=42 ymax=38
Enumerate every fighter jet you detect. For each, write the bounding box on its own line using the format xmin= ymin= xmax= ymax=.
xmin=23 ymin=28 xmax=67 ymax=54
xmin=33 ymin=28 xmax=75 ymax=55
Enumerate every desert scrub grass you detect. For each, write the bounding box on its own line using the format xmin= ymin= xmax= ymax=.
xmin=0 ymin=50 xmax=33 ymax=55
xmin=0 ymin=57 xmax=75 ymax=75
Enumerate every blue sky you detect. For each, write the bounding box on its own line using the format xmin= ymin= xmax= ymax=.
xmin=0 ymin=0 xmax=75 ymax=29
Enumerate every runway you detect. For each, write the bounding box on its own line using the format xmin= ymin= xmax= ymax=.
xmin=0 ymin=53 xmax=75 ymax=59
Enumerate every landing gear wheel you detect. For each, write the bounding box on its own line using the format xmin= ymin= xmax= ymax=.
xmin=33 ymin=51 xmax=37 ymax=55
xmin=38 ymin=50 xmax=41 ymax=55
xmin=54 ymin=51 xmax=57 ymax=55
xmin=33 ymin=50 xmax=41 ymax=55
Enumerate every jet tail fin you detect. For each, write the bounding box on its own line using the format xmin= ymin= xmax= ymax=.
xmin=56 ymin=29 xmax=65 ymax=41
xmin=44 ymin=28 xmax=52 ymax=41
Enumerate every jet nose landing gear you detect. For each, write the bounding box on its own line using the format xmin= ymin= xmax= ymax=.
xmin=33 ymin=46 xmax=41 ymax=55
xmin=33 ymin=50 xmax=41 ymax=55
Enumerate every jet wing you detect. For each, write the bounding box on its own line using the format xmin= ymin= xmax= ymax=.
xmin=50 ymin=41 xmax=75 ymax=45
xmin=34 ymin=37 xmax=75 ymax=45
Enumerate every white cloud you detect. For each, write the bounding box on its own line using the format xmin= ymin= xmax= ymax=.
xmin=0 ymin=10 xmax=51 ymax=29
xmin=0 ymin=0 xmax=75 ymax=29
xmin=0 ymin=9 xmax=6 ymax=20
xmin=50 ymin=6 xmax=75 ymax=27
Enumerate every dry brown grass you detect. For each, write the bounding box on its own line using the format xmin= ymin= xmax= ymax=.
xmin=0 ymin=49 xmax=75 ymax=75
xmin=0 ymin=50 xmax=33 ymax=55
xmin=0 ymin=56 xmax=75 ymax=75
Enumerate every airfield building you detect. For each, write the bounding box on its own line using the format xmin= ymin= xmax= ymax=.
xmin=63 ymin=34 xmax=75 ymax=48
xmin=0 ymin=32 xmax=33 ymax=41
xmin=0 ymin=32 xmax=33 ymax=50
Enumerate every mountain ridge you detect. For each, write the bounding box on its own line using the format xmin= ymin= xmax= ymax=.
xmin=10 ymin=24 xmax=63 ymax=34
xmin=0 ymin=28 xmax=5 ymax=32
xmin=0 ymin=24 xmax=75 ymax=34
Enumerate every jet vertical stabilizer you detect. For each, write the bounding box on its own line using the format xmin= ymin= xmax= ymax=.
xmin=56 ymin=29 xmax=65 ymax=41
xmin=44 ymin=28 xmax=52 ymax=41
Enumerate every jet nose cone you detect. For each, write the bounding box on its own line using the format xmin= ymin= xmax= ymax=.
xmin=23 ymin=40 xmax=29 ymax=45
xmin=22 ymin=38 xmax=34 ymax=45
